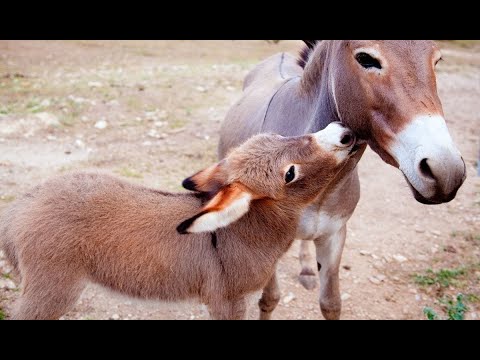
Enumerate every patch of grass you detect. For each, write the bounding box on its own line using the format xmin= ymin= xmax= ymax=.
xmin=450 ymin=231 xmax=459 ymax=238
xmin=0 ymin=195 xmax=15 ymax=203
xmin=443 ymin=294 xmax=468 ymax=320
xmin=116 ymin=167 xmax=143 ymax=179
xmin=60 ymin=115 xmax=76 ymax=127
xmin=414 ymin=267 xmax=466 ymax=287
xmin=423 ymin=307 xmax=439 ymax=320
xmin=466 ymin=294 xmax=480 ymax=304
xmin=2 ymin=273 xmax=12 ymax=280
xmin=440 ymin=40 xmax=480 ymax=48
xmin=168 ymin=118 xmax=187 ymax=130
xmin=424 ymin=294 xmax=469 ymax=320
xmin=0 ymin=308 xmax=5 ymax=320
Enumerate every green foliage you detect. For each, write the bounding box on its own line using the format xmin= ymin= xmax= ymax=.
xmin=423 ymin=307 xmax=439 ymax=320
xmin=0 ymin=308 xmax=5 ymax=320
xmin=443 ymin=295 xmax=468 ymax=320
xmin=423 ymin=295 xmax=469 ymax=320
xmin=414 ymin=267 xmax=466 ymax=287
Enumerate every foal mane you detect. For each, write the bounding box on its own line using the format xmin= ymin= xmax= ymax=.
xmin=297 ymin=40 xmax=320 ymax=69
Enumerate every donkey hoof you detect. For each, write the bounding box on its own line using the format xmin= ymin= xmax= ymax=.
xmin=320 ymin=305 xmax=341 ymax=320
xmin=299 ymin=273 xmax=317 ymax=290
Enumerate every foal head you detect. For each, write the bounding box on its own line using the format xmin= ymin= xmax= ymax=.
xmin=303 ymin=40 xmax=466 ymax=204
xmin=178 ymin=123 xmax=359 ymax=234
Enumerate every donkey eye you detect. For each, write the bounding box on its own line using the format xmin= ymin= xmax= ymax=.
xmin=285 ymin=166 xmax=296 ymax=184
xmin=355 ymin=52 xmax=382 ymax=70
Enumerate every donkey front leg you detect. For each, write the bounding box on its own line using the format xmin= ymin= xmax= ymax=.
xmin=258 ymin=271 xmax=281 ymax=320
xmin=314 ymin=225 xmax=347 ymax=320
xmin=298 ymin=240 xmax=318 ymax=290
xmin=208 ymin=298 xmax=247 ymax=320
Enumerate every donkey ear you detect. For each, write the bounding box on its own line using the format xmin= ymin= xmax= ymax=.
xmin=182 ymin=161 xmax=227 ymax=194
xmin=177 ymin=183 xmax=253 ymax=234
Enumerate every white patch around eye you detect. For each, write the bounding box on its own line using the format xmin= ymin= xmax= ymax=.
xmin=187 ymin=192 xmax=252 ymax=233
xmin=353 ymin=47 xmax=386 ymax=72
xmin=284 ymin=164 xmax=301 ymax=184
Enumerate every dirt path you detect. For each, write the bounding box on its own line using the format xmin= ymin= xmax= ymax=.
xmin=1 ymin=40 xmax=479 ymax=320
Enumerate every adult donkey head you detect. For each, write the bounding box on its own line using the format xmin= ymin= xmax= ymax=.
xmin=302 ymin=40 xmax=466 ymax=204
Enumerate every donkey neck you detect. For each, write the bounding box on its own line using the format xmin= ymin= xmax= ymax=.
xmin=299 ymin=42 xmax=342 ymax=133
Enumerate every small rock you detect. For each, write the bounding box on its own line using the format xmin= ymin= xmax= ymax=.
xmin=195 ymin=86 xmax=207 ymax=93
xmin=0 ymin=279 xmax=17 ymax=290
xmin=360 ymin=250 xmax=371 ymax=256
xmin=393 ymin=254 xmax=408 ymax=263
xmin=368 ymin=276 xmax=381 ymax=285
xmin=415 ymin=294 xmax=421 ymax=301
xmin=154 ymin=121 xmax=167 ymax=128
xmin=94 ymin=119 xmax=108 ymax=130
xmin=341 ymin=293 xmax=351 ymax=301
xmin=283 ymin=292 xmax=296 ymax=304
xmin=75 ymin=139 xmax=86 ymax=149
xmin=226 ymin=86 xmax=236 ymax=92
xmin=431 ymin=230 xmax=442 ymax=236
xmin=46 ymin=135 xmax=57 ymax=141
xmin=88 ymin=81 xmax=103 ymax=88
xmin=443 ymin=245 xmax=457 ymax=253
xmin=110 ymin=314 xmax=120 ymax=320
xmin=142 ymin=141 xmax=153 ymax=146
xmin=376 ymin=274 xmax=386 ymax=282
xmin=36 ymin=112 xmax=60 ymax=127
xmin=342 ymin=265 xmax=351 ymax=271
xmin=415 ymin=228 xmax=425 ymax=234
xmin=190 ymin=315 xmax=196 ymax=320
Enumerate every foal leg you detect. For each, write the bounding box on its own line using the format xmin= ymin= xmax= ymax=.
xmin=258 ymin=271 xmax=281 ymax=320
xmin=314 ymin=225 xmax=347 ymax=320
xmin=298 ymin=240 xmax=318 ymax=290
xmin=13 ymin=270 xmax=85 ymax=320
xmin=208 ymin=298 xmax=247 ymax=320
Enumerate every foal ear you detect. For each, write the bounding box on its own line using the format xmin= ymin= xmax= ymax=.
xmin=182 ymin=161 xmax=227 ymax=194
xmin=177 ymin=183 xmax=254 ymax=234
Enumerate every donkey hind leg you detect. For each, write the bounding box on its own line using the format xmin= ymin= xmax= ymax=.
xmin=258 ymin=271 xmax=280 ymax=320
xmin=298 ymin=240 xmax=318 ymax=290
xmin=13 ymin=271 xmax=86 ymax=320
xmin=314 ymin=225 xmax=347 ymax=320
xmin=208 ymin=298 xmax=247 ymax=320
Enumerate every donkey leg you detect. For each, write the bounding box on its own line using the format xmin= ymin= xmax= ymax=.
xmin=314 ymin=225 xmax=347 ymax=320
xmin=258 ymin=271 xmax=281 ymax=320
xmin=13 ymin=271 xmax=85 ymax=320
xmin=209 ymin=298 xmax=247 ymax=320
xmin=298 ymin=240 xmax=318 ymax=290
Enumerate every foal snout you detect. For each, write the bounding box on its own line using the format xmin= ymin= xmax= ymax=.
xmin=312 ymin=123 xmax=356 ymax=160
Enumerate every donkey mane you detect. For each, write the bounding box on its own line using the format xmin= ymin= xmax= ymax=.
xmin=297 ymin=40 xmax=320 ymax=69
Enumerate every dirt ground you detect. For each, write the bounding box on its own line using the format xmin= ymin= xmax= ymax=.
xmin=0 ymin=40 xmax=479 ymax=320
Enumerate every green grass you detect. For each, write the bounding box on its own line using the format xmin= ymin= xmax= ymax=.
xmin=168 ymin=118 xmax=187 ymax=130
xmin=2 ymin=273 xmax=12 ymax=280
xmin=0 ymin=308 xmax=5 ymax=320
xmin=414 ymin=267 xmax=466 ymax=287
xmin=424 ymin=294 xmax=469 ymax=320
xmin=423 ymin=307 xmax=439 ymax=320
xmin=441 ymin=40 xmax=480 ymax=48
xmin=0 ymin=195 xmax=16 ymax=203
xmin=117 ymin=167 xmax=143 ymax=179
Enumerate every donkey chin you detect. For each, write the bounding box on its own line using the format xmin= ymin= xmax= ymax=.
xmin=390 ymin=115 xmax=467 ymax=205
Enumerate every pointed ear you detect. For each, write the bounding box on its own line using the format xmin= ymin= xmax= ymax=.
xmin=177 ymin=183 xmax=254 ymax=234
xmin=182 ymin=161 xmax=227 ymax=194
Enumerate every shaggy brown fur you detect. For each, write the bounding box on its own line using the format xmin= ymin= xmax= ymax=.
xmin=0 ymin=124 xmax=357 ymax=320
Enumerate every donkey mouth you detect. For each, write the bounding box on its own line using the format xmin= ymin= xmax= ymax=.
xmin=402 ymin=175 xmax=459 ymax=205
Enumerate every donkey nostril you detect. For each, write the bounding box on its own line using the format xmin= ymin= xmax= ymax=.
xmin=340 ymin=133 xmax=354 ymax=146
xmin=419 ymin=158 xmax=435 ymax=180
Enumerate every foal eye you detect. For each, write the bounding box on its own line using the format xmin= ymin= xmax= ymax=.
xmin=285 ymin=166 xmax=296 ymax=184
xmin=355 ymin=52 xmax=382 ymax=70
